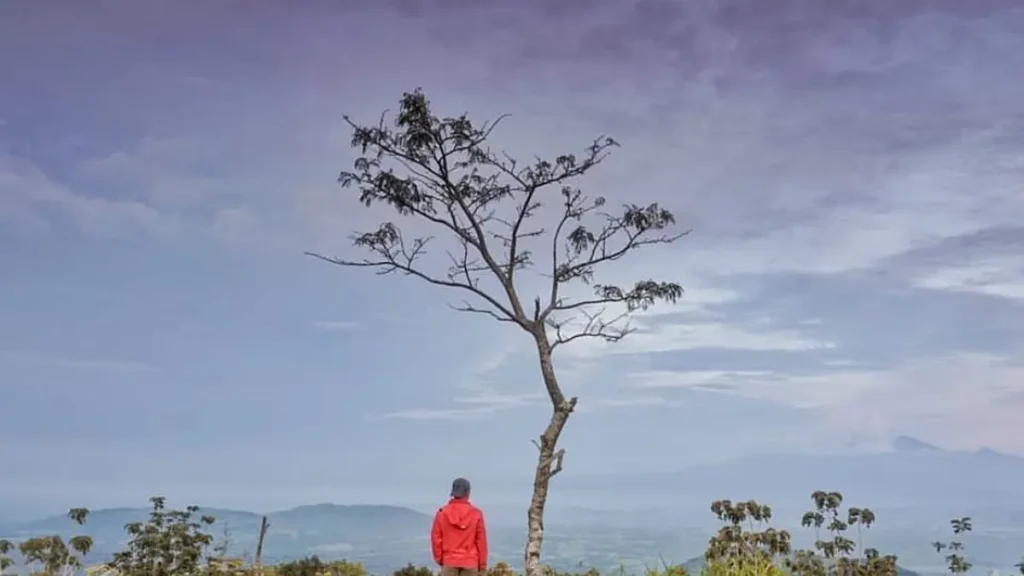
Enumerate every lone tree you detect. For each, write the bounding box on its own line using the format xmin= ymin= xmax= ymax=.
xmin=307 ymin=88 xmax=685 ymax=576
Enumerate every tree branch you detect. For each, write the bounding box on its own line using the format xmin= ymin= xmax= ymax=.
xmin=319 ymin=88 xmax=687 ymax=383
xmin=304 ymin=222 xmax=525 ymax=329
xmin=546 ymin=307 xmax=635 ymax=351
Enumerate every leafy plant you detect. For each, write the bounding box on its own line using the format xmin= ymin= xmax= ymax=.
xmin=0 ymin=539 xmax=14 ymax=576
xmin=276 ymin=556 xmax=326 ymax=576
xmin=275 ymin=556 xmax=368 ymax=576
xmin=703 ymin=491 xmax=897 ymax=576
xmin=932 ymin=517 xmax=973 ymax=575
xmin=487 ymin=563 xmax=519 ymax=576
xmin=789 ymin=491 xmax=896 ymax=576
xmin=705 ymin=499 xmax=791 ymax=566
xmin=646 ymin=566 xmax=687 ymax=576
xmin=105 ymin=496 xmax=216 ymax=576
xmin=704 ymin=554 xmax=782 ymax=576
xmin=15 ymin=508 xmax=93 ymax=576
xmin=324 ymin=559 xmax=369 ymax=576
xmin=391 ymin=564 xmax=432 ymax=576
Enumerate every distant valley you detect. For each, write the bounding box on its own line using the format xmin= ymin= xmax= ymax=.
xmin=3 ymin=438 xmax=1022 ymax=575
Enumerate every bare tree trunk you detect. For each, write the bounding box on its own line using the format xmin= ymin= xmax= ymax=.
xmin=524 ymin=334 xmax=577 ymax=576
xmin=254 ymin=516 xmax=269 ymax=576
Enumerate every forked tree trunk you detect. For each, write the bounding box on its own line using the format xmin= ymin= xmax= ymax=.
xmin=524 ymin=333 xmax=577 ymax=576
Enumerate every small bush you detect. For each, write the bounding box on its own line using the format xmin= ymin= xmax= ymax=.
xmin=391 ymin=564 xmax=432 ymax=576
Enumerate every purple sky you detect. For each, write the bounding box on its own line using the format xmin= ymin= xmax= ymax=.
xmin=2 ymin=0 xmax=1023 ymax=515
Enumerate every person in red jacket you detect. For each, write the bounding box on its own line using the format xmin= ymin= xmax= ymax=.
xmin=431 ymin=477 xmax=489 ymax=576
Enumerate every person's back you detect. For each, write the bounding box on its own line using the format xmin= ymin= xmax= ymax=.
xmin=431 ymin=478 xmax=488 ymax=576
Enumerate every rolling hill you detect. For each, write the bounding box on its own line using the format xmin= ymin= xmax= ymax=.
xmin=561 ymin=436 xmax=1024 ymax=515
xmin=4 ymin=438 xmax=1022 ymax=575
xmin=0 ymin=503 xmax=434 ymax=574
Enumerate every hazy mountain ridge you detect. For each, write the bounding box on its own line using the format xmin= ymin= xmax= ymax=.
xmin=559 ymin=437 xmax=1024 ymax=513
xmin=0 ymin=504 xmax=435 ymax=576
xmin=1 ymin=503 xmax=430 ymax=546
xmin=3 ymin=439 xmax=1022 ymax=574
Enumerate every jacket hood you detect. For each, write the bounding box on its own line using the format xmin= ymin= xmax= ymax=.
xmin=441 ymin=499 xmax=474 ymax=529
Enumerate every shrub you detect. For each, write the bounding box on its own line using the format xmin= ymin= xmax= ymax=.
xmin=391 ymin=564 xmax=432 ymax=576
xmin=11 ymin=508 xmax=93 ymax=576
xmin=105 ymin=497 xmax=216 ymax=576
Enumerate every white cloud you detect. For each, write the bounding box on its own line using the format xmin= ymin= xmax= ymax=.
xmin=580 ymin=395 xmax=679 ymax=411
xmin=0 ymin=152 xmax=171 ymax=237
xmin=628 ymin=353 xmax=1024 ymax=453
xmin=563 ymin=320 xmax=833 ymax=359
xmin=914 ymin=256 xmax=1024 ymax=300
xmin=75 ymin=137 xmax=220 ymax=208
xmin=625 ymin=370 xmax=775 ymax=390
xmin=1 ymin=137 xmax=277 ymax=246
xmin=380 ymin=343 xmax=545 ymax=420
xmin=0 ymin=350 xmax=159 ymax=374
xmin=381 ymin=389 xmax=542 ymax=420
xmin=381 ymin=406 xmax=508 ymax=421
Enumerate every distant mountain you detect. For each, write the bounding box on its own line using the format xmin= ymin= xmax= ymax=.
xmin=0 ymin=504 xmax=434 ymax=574
xmin=0 ymin=503 xmax=709 ymax=575
xmin=891 ymin=435 xmax=941 ymax=452
xmin=5 ymin=439 xmax=1022 ymax=575
xmin=554 ymin=438 xmax=1024 ymax=574
xmin=562 ymin=437 xmax=1024 ymax=514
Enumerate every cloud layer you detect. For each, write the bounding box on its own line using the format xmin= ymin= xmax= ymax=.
xmin=2 ymin=0 xmax=1023 ymax=510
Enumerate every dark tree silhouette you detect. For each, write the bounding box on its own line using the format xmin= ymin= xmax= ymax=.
xmin=307 ymin=88 xmax=686 ymax=576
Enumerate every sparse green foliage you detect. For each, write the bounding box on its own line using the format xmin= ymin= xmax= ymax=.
xmin=705 ymin=499 xmax=791 ymax=565
xmin=645 ymin=565 xmax=687 ymax=576
xmin=1 ymin=539 xmax=16 ymax=576
xmin=704 ymin=491 xmax=897 ymax=576
xmin=273 ymin=557 xmax=368 ymax=576
xmin=933 ymin=517 xmax=973 ymax=575
xmin=704 ymin=555 xmax=781 ymax=576
xmin=276 ymin=556 xmax=326 ymax=576
xmin=323 ymin=559 xmax=369 ymax=576
xmin=487 ymin=563 xmax=519 ymax=576
xmin=390 ymin=564 xmax=432 ymax=576
xmin=105 ymin=496 xmax=216 ymax=576
xmin=788 ymin=490 xmax=896 ymax=576
xmin=14 ymin=508 xmax=93 ymax=576
xmin=212 ymin=523 xmax=233 ymax=559
xmin=208 ymin=522 xmax=246 ymax=575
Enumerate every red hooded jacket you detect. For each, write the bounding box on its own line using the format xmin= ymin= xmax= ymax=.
xmin=431 ymin=498 xmax=488 ymax=570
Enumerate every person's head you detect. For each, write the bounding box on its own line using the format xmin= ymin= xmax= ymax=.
xmin=450 ymin=477 xmax=471 ymax=500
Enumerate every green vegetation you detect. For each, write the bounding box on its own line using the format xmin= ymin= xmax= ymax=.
xmin=106 ymin=497 xmax=216 ymax=576
xmin=0 ymin=509 xmax=92 ymax=576
xmin=3 ymin=491 xmax=1020 ymax=576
